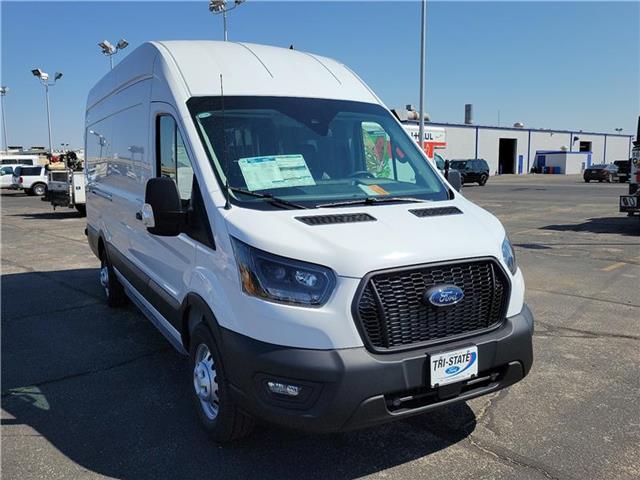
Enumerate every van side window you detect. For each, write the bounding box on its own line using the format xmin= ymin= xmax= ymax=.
xmin=157 ymin=115 xmax=194 ymax=201
xmin=156 ymin=113 xmax=214 ymax=249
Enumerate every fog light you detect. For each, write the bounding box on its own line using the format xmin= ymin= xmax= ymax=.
xmin=267 ymin=381 xmax=301 ymax=397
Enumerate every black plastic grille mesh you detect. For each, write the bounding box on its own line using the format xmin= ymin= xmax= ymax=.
xmin=296 ymin=213 xmax=376 ymax=226
xmin=355 ymin=259 xmax=509 ymax=351
xmin=409 ymin=206 xmax=463 ymax=218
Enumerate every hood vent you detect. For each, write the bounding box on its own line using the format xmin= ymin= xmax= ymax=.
xmin=296 ymin=213 xmax=376 ymax=226
xmin=409 ymin=206 xmax=463 ymax=218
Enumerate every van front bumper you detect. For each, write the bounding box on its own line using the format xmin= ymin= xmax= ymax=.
xmin=221 ymin=304 xmax=534 ymax=433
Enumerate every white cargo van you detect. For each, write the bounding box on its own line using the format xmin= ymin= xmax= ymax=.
xmin=85 ymin=41 xmax=533 ymax=442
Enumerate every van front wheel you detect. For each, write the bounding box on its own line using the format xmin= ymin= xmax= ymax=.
xmin=190 ymin=323 xmax=254 ymax=443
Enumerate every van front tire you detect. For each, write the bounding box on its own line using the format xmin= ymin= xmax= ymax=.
xmin=190 ymin=323 xmax=254 ymax=443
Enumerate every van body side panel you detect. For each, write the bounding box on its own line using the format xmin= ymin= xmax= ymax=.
xmin=86 ymin=80 xmax=152 ymax=264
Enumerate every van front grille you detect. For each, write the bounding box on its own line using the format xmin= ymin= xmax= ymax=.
xmin=354 ymin=259 xmax=509 ymax=352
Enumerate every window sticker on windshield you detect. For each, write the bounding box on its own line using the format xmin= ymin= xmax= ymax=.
xmin=238 ymin=154 xmax=316 ymax=191
xmin=358 ymin=184 xmax=389 ymax=196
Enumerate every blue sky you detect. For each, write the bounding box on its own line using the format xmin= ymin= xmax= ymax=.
xmin=1 ymin=1 xmax=638 ymax=149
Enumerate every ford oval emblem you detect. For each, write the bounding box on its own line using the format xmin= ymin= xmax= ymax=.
xmin=425 ymin=285 xmax=464 ymax=307
xmin=445 ymin=366 xmax=461 ymax=375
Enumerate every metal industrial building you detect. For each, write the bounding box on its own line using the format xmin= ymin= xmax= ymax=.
xmin=426 ymin=122 xmax=633 ymax=175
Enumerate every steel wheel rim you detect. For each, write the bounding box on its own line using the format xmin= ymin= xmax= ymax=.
xmin=193 ymin=343 xmax=219 ymax=420
xmin=99 ymin=262 xmax=110 ymax=297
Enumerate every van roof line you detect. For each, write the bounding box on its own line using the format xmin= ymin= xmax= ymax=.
xmin=87 ymin=41 xmax=379 ymax=111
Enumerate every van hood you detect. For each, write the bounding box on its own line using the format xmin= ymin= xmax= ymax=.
xmin=224 ymin=198 xmax=507 ymax=278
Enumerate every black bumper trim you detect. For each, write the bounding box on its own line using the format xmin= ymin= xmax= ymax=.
xmin=221 ymin=304 xmax=534 ymax=433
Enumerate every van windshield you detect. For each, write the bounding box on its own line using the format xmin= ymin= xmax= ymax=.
xmin=188 ymin=97 xmax=449 ymax=209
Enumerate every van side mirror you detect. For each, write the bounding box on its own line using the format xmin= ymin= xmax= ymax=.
xmin=143 ymin=177 xmax=186 ymax=236
xmin=447 ymin=169 xmax=462 ymax=192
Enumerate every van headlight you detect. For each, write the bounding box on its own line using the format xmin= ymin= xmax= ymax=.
xmin=230 ymin=237 xmax=336 ymax=307
xmin=502 ymin=235 xmax=517 ymax=275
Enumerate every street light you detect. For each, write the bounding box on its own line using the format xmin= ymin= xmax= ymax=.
xmin=0 ymin=86 xmax=8 ymax=152
xmin=99 ymin=38 xmax=129 ymax=70
xmin=418 ymin=0 xmax=427 ymax=155
xmin=615 ymin=128 xmax=623 ymax=134
xmin=32 ymin=68 xmax=63 ymax=154
xmin=209 ymin=0 xmax=246 ymax=41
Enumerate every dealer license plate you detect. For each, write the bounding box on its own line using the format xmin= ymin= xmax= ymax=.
xmin=429 ymin=346 xmax=478 ymax=387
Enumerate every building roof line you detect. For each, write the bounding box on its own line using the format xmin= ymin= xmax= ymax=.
xmin=400 ymin=120 xmax=633 ymax=138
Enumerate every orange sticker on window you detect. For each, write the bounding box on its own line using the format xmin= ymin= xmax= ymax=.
xmin=368 ymin=184 xmax=389 ymax=195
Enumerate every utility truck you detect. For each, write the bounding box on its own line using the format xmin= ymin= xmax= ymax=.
xmin=619 ymin=116 xmax=640 ymax=217
xmin=45 ymin=151 xmax=86 ymax=215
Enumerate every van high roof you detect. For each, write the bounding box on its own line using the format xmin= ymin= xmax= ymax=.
xmin=87 ymin=41 xmax=381 ymax=110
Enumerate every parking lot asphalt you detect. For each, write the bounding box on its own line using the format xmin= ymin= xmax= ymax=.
xmin=2 ymin=175 xmax=639 ymax=480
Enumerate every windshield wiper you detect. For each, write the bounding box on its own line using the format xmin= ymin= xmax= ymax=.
xmin=229 ymin=187 xmax=308 ymax=210
xmin=317 ymin=196 xmax=429 ymax=208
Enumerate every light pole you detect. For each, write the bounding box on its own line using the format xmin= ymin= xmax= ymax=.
xmin=615 ymin=128 xmax=623 ymax=134
xmin=418 ymin=0 xmax=427 ymax=154
xmin=209 ymin=0 xmax=246 ymax=41
xmin=0 ymin=86 xmax=8 ymax=151
xmin=99 ymin=39 xmax=129 ymax=70
xmin=32 ymin=69 xmax=63 ymax=154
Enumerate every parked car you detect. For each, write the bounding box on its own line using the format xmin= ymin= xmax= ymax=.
xmin=449 ymin=159 xmax=490 ymax=185
xmin=613 ymin=160 xmax=631 ymax=183
xmin=583 ymin=164 xmax=619 ymax=183
xmin=1 ymin=165 xmax=18 ymax=188
xmin=86 ymin=40 xmax=533 ymax=442
xmin=11 ymin=165 xmax=48 ymax=195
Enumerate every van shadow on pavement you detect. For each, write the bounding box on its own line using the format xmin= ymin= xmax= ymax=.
xmin=9 ymin=210 xmax=84 ymax=220
xmin=1 ymin=268 xmax=476 ymax=480
xmin=541 ymin=216 xmax=640 ymax=237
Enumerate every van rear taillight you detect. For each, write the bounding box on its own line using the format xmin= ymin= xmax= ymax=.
xmin=18 ymin=177 xmax=23 ymax=184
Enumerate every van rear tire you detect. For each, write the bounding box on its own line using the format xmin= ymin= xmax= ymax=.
xmin=75 ymin=204 xmax=86 ymax=216
xmin=190 ymin=323 xmax=254 ymax=443
xmin=100 ymin=248 xmax=127 ymax=307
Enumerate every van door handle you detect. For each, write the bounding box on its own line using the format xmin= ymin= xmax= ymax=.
xmin=135 ymin=211 xmax=142 ymax=221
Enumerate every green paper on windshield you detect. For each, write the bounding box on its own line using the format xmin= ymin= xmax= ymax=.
xmin=238 ymin=154 xmax=316 ymax=191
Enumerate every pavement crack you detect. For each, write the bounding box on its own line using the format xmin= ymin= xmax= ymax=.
xmin=529 ymin=287 xmax=640 ymax=308
xmin=466 ymin=436 xmax=565 ymax=480
xmin=1 ymin=347 xmax=171 ymax=398
xmin=535 ymin=320 xmax=640 ymax=341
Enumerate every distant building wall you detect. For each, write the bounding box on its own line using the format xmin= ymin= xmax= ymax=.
xmin=420 ymin=121 xmax=633 ymax=175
